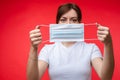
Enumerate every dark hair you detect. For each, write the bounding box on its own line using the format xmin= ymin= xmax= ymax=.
xmin=56 ymin=3 xmax=82 ymax=23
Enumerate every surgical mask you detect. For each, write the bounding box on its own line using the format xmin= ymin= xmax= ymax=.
xmin=40 ymin=23 xmax=98 ymax=43
xmin=50 ymin=24 xmax=84 ymax=42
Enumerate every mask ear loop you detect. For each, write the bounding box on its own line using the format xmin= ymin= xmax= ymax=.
xmin=84 ymin=22 xmax=98 ymax=26
xmin=39 ymin=22 xmax=99 ymax=43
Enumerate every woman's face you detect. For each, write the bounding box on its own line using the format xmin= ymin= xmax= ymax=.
xmin=58 ymin=9 xmax=79 ymax=24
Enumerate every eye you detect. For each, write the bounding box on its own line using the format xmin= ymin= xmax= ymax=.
xmin=72 ymin=19 xmax=78 ymax=23
xmin=60 ymin=19 xmax=66 ymax=23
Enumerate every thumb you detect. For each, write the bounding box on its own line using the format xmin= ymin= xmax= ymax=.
xmin=35 ymin=25 xmax=40 ymax=29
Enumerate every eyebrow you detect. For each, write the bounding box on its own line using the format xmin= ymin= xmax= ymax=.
xmin=61 ymin=17 xmax=78 ymax=19
xmin=71 ymin=17 xmax=78 ymax=19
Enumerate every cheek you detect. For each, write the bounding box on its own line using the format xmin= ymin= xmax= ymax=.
xmin=58 ymin=21 xmax=60 ymax=24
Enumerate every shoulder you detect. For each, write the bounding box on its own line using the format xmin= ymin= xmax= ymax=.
xmin=78 ymin=42 xmax=99 ymax=53
xmin=80 ymin=42 xmax=102 ymax=58
xmin=80 ymin=42 xmax=97 ymax=48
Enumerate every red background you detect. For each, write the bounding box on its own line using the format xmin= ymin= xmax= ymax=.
xmin=0 ymin=0 xmax=120 ymax=80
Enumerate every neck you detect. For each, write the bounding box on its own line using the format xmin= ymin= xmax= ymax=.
xmin=61 ymin=42 xmax=76 ymax=47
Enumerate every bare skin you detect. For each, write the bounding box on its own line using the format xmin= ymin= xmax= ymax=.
xmin=27 ymin=25 xmax=48 ymax=80
xmin=27 ymin=9 xmax=114 ymax=80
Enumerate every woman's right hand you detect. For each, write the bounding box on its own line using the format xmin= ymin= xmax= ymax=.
xmin=29 ymin=25 xmax=42 ymax=48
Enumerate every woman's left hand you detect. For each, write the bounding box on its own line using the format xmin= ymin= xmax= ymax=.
xmin=97 ymin=24 xmax=112 ymax=45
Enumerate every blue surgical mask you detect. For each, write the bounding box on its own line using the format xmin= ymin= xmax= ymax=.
xmin=50 ymin=24 xmax=84 ymax=42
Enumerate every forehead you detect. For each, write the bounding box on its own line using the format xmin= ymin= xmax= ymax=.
xmin=61 ymin=9 xmax=78 ymax=18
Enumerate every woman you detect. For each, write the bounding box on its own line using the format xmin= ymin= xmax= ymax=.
xmin=27 ymin=3 xmax=114 ymax=80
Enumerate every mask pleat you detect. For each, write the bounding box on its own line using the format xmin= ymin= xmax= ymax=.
xmin=50 ymin=24 xmax=84 ymax=42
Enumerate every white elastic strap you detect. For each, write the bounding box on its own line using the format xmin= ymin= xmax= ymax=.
xmin=84 ymin=22 xmax=98 ymax=26
xmin=39 ymin=22 xmax=98 ymax=27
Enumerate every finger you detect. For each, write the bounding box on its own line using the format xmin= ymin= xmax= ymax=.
xmin=97 ymin=30 xmax=109 ymax=35
xmin=98 ymin=26 xmax=109 ymax=31
xmin=36 ymin=25 xmax=40 ymax=29
xmin=29 ymin=29 xmax=40 ymax=34
xmin=33 ymin=41 xmax=41 ymax=45
xmin=31 ymin=37 xmax=42 ymax=42
xmin=30 ymin=33 xmax=41 ymax=38
xmin=97 ymin=34 xmax=106 ymax=38
xmin=98 ymin=37 xmax=104 ymax=42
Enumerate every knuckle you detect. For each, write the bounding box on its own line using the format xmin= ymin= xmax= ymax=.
xmin=38 ymin=32 xmax=41 ymax=35
xmin=104 ymin=35 xmax=107 ymax=38
xmin=106 ymin=31 xmax=109 ymax=35
xmin=39 ymin=36 xmax=42 ymax=39
xmin=102 ymin=37 xmax=105 ymax=40
xmin=39 ymin=32 xmax=41 ymax=35
xmin=99 ymin=38 xmax=102 ymax=41
xmin=38 ymin=37 xmax=40 ymax=40
xmin=29 ymin=30 xmax=34 ymax=34
xmin=31 ymin=38 xmax=35 ymax=41
xmin=35 ymin=29 xmax=40 ymax=33
xmin=37 ymin=33 xmax=40 ymax=35
xmin=30 ymin=34 xmax=33 ymax=38
xmin=31 ymin=39 xmax=34 ymax=42
xmin=38 ymin=33 xmax=42 ymax=37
